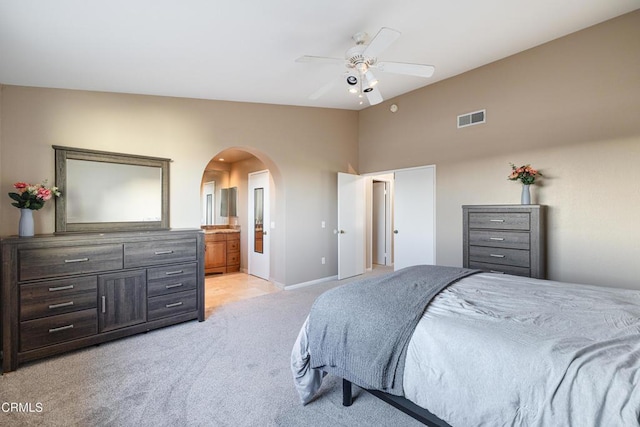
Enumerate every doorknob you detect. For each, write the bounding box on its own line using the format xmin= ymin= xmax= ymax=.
xmin=339 ymin=230 xmax=346 ymax=234
xmin=263 ymin=231 xmax=267 ymax=236
xmin=394 ymin=230 xmax=399 ymax=234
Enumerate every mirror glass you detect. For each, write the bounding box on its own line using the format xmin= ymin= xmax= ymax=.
xmin=54 ymin=145 xmax=170 ymax=233
xmin=254 ymin=187 xmax=264 ymax=253
xmin=67 ymin=160 xmax=162 ymax=223
xmin=201 ymin=170 xmax=237 ymax=225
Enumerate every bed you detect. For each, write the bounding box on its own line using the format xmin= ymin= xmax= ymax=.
xmin=291 ymin=265 xmax=640 ymax=426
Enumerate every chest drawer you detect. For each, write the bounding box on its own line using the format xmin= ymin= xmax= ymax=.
xmin=147 ymin=263 xmax=197 ymax=297
xmin=20 ymin=308 xmax=97 ymax=352
xmin=148 ymin=289 xmax=197 ymax=321
xmin=19 ymin=245 xmax=123 ymax=281
xmin=469 ymin=246 xmax=530 ymax=267
xmin=468 ymin=230 xmax=529 ymax=250
xmin=20 ymin=276 xmax=97 ymax=321
xmin=468 ymin=213 xmax=530 ymax=230
xmin=468 ymin=261 xmax=530 ymax=277
xmin=124 ymin=238 xmax=197 ymax=268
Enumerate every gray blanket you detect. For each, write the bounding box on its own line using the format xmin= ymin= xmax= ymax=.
xmin=308 ymin=265 xmax=479 ymax=395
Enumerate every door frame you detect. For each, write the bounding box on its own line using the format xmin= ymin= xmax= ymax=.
xmin=363 ymin=165 xmax=436 ymax=270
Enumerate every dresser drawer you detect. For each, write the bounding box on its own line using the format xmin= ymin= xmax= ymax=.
xmin=20 ymin=308 xmax=97 ymax=352
xmin=469 ymin=246 xmax=530 ymax=267
xmin=20 ymin=276 xmax=97 ymax=321
xmin=124 ymin=238 xmax=197 ymax=268
xmin=469 ymin=261 xmax=530 ymax=277
xmin=147 ymin=290 xmax=197 ymax=321
xmin=468 ymin=230 xmax=529 ymax=250
xmin=468 ymin=213 xmax=530 ymax=230
xmin=19 ymin=245 xmax=123 ymax=281
xmin=147 ymin=263 xmax=197 ymax=297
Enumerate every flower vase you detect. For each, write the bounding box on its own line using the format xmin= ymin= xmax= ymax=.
xmin=521 ymin=184 xmax=531 ymax=205
xmin=19 ymin=209 xmax=35 ymax=237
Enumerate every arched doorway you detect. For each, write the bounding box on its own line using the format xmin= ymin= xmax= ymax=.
xmin=200 ymin=147 xmax=281 ymax=317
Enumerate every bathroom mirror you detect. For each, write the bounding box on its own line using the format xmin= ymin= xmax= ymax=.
xmin=201 ymin=171 xmax=237 ymax=225
xmin=54 ymin=145 xmax=170 ymax=233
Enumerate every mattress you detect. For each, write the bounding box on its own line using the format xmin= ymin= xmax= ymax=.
xmin=292 ymin=271 xmax=640 ymax=426
xmin=403 ymin=273 xmax=640 ymax=426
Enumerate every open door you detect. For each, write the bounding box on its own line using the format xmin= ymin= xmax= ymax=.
xmin=393 ymin=166 xmax=435 ymax=270
xmin=248 ymin=170 xmax=270 ymax=280
xmin=337 ymin=172 xmax=365 ymax=280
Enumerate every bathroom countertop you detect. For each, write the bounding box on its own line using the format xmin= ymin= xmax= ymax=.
xmin=201 ymin=227 xmax=240 ymax=234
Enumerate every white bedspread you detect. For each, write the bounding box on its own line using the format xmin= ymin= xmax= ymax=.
xmin=404 ymin=273 xmax=640 ymax=426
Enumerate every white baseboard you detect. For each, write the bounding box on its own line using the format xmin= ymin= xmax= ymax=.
xmin=283 ymin=275 xmax=338 ymax=291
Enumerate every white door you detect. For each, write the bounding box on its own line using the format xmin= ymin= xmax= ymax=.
xmin=248 ymin=170 xmax=270 ymax=280
xmin=393 ymin=166 xmax=435 ymax=270
xmin=372 ymin=181 xmax=387 ymax=265
xmin=337 ymin=172 xmax=365 ymax=280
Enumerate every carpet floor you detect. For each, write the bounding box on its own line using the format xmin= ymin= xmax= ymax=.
xmin=0 ymin=267 xmax=423 ymax=427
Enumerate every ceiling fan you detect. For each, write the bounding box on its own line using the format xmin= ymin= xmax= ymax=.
xmin=296 ymin=27 xmax=435 ymax=106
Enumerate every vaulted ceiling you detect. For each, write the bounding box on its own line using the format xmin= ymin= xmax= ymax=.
xmin=1 ymin=1 xmax=637 ymax=110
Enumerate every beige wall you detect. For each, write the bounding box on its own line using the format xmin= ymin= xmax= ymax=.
xmin=1 ymin=11 xmax=638 ymax=289
xmin=0 ymin=86 xmax=358 ymax=286
xmin=359 ymin=11 xmax=640 ymax=289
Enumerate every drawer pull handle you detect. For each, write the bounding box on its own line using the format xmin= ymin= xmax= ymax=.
xmin=101 ymin=296 xmax=106 ymax=313
xmin=166 ymin=302 xmax=183 ymax=308
xmin=49 ymin=301 xmax=74 ymax=309
xmin=65 ymin=257 xmax=89 ymax=263
xmin=49 ymin=324 xmax=74 ymax=333
xmin=165 ymin=270 xmax=184 ymax=276
xmin=165 ymin=283 xmax=183 ymax=289
xmin=490 ymin=270 xmax=506 ymax=274
xmin=489 ymin=219 xmax=505 ymax=223
xmin=155 ymin=250 xmax=174 ymax=255
xmin=49 ymin=284 xmax=74 ymax=292
xmin=489 ymin=237 xmax=505 ymax=241
xmin=490 ymin=254 xmax=505 ymax=258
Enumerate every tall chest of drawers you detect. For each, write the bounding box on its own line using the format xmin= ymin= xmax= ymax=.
xmin=463 ymin=205 xmax=546 ymax=279
xmin=1 ymin=229 xmax=204 ymax=372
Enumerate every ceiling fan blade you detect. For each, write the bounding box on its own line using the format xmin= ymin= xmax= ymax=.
xmin=363 ymin=27 xmax=401 ymax=58
xmin=375 ymin=61 xmax=435 ymax=78
xmin=295 ymin=55 xmax=345 ymax=65
xmin=364 ymin=87 xmax=383 ymax=106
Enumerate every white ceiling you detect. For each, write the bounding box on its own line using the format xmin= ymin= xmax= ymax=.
xmin=0 ymin=1 xmax=638 ymax=111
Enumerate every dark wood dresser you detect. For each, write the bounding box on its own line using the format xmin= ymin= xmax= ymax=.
xmin=1 ymin=229 xmax=204 ymax=373
xmin=463 ymin=205 xmax=546 ymax=279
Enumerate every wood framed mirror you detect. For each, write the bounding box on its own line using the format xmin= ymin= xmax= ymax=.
xmin=54 ymin=145 xmax=170 ymax=233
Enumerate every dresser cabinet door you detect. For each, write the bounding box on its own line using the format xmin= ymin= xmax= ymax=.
xmin=98 ymin=270 xmax=147 ymax=333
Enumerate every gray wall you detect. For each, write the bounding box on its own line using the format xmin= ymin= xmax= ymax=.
xmin=359 ymin=11 xmax=640 ymax=289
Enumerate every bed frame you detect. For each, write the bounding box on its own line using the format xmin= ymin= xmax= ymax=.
xmin=342 ymin=379 xmax=451 ymax=427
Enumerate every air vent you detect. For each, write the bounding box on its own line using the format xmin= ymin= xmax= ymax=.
xmin=457 ymin=109 xmax=486 ymax=128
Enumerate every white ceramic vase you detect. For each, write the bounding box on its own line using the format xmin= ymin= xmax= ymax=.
xmin=19 ymin=208 xmax=35 ymax=237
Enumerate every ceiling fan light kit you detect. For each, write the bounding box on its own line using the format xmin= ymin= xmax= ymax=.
xmin=296 ymin=27 xmax=435 ymax=107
